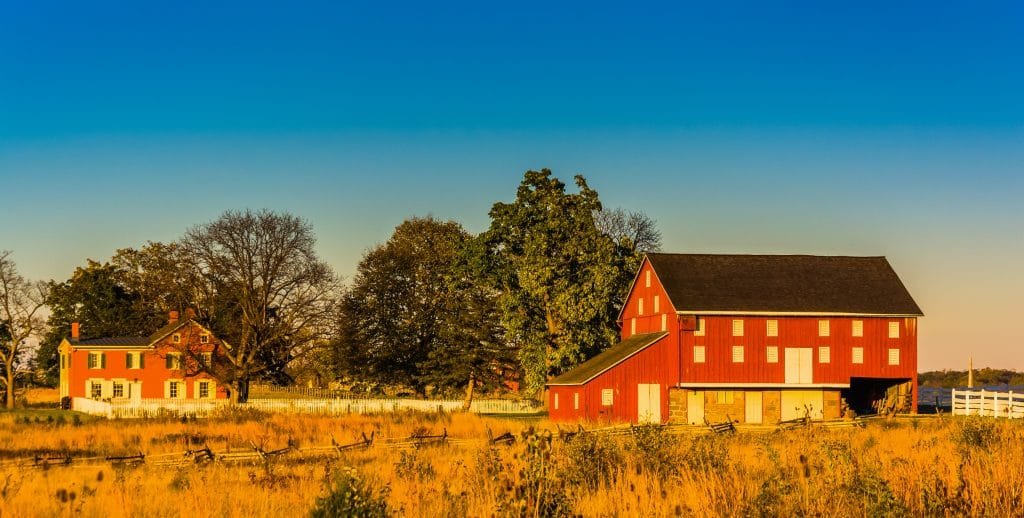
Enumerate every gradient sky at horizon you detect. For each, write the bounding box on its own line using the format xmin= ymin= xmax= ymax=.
xmin=1 ymin=1 xmax=1022 ymax=371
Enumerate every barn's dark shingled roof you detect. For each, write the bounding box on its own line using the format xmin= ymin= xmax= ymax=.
xmin=647 ymin=253 xmax=923 ymax=315
xmin=548 ymin=332 xmax=668 ymax=386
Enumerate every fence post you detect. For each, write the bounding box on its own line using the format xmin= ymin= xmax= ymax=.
xmin=1011 ymin=391 xmax=1016 ymax=419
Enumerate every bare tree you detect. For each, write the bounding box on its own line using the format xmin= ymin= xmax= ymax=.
xmin=180 ymin=210 xmax=339 ymax=402
xmin=0 ymin=251 xmax=48 ymax=409
xmin=594 ymin=207 xmax=662 ymax=254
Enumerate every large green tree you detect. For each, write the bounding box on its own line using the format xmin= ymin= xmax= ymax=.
xmin=482 ymin=170 xmax=624 ymax=397
xmin=336 ymin=216 xmax=516 ymax=401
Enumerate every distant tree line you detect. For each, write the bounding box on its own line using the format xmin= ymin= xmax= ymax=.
xmin=918 ymin=368 xmax=1024 ymax=389
xmin=23 ymin=169 xmax=660 ymax=405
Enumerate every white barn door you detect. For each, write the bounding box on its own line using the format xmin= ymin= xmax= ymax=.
xmin=785 ymin=348 xmax=814 ymax=384
xmin=687 ymin=391 xmax=705 ymax=424
xmin=745 ymin=391 xmax=763 ymax=424
xmin=637 ymin=384 xmax=661 ymax=423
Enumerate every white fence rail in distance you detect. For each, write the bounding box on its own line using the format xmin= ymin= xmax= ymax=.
xmin=951 ymin=389 xmax=1024 ymax=418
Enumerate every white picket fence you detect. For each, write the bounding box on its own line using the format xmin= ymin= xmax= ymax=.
xmin=951 ymin=389 xmax=1024 ymax=418
xmin=72 ymin=397 xmax=542 ymax=419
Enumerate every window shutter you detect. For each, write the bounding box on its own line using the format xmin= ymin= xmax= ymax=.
xmin=194 ymin=381 xmax=200 ymax=400
xmin=87 ymin=354 xmax=94 ymax=369
xmin=100 ymin=353 xmax=106 ymax=369
xmin=139 ymin=353 xmax=145 ymax=369
xmin=166 ymin=355 xmax=173 ymax=369
xmin=163 ymin=380 xmax=170 ymax=398
xmin=126 ymin=353 xmax=132 ymax=369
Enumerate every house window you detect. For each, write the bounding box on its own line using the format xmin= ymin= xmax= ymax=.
xmin=888 ymin=322 xmax=900 ymax=338
xmin=732 ymin=345 xmax=744 ymax=363
xmin=852 ymin=320 xmax=863 ymax=337
xmin=819 ymin=346 xmax=831 ymax=364
xmin=200 ymin=334 xmax=209 ymax=344
xmin=716 ymin=391 xmax=734 ymax=404
xmin=166 ymin=353 xmax=183 ymax=370
xmin=60 ymin=354 xmax=66 ymax=369
xmin=661 ymin=313 xmax=667 ymax=332
xmin=694 ymin=317 xmax=705 ymax=336
xmin=732 ymin=320 xmax=744 ymax=337
xmin=573 ymin=392 xmax=579 ymax=410
xmin=818 ymin=320 xmax=830 ymax=337
xmin=766 ymin=346 xmax=778 ymax=363
xmin=638 ymin=298 xmax=644 ymax=316
xmin=852 ymin=347 xmax=864 ymax=364
xmin=172 ymin=334 xmax=181 ymax=344
xmin=169 ymin=381 xmax=181 ymax=399
xmin=653 ymin=295 xmax=660 ymax=313
xmin=888 ymin=348 xmax=900 ymax=365
xmin=87 ymin=352 xmax=105 ymax=369
xmin=112 ymin=382 xmax=124 ymax=398
xmin=766 ymin=320 xmax=778 ymax=337
xmin=126 ymin=352 xmax=145 ymax=369
xmin=693 ymin=345 xmax=706 ymax=363
xmin=601 ymin=389 xmax=614 ymax=406
xmin=554 ymin=393 xmax=560 ymax=410
xmin=198 ymin=381 xmax=210 ymax=399
xmin=645 ymin=270 xmax=651 ymax=288
xmin=90 ymin=381 xmax=103 ymax=399
xmin=200 ymin=352 xmax=213 ymax=368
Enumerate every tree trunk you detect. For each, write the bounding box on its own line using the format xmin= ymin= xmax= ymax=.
xmin=462 ymin=373 xmax=476 ymax=412
xmin=5 ymin=361 xmax=14 ymax=410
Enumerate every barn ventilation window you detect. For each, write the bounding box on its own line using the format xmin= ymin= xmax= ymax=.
xmin=693 ymin=346 xmax=706 ymax=363
xmin=732 ymin=320 xmax=744 ymax=337
xmin=601 ymin=389 xmax=613 ymax=406
xmin=852 ymin=320 xmax=863 ymax=337
xmin=661 ymin=313 xmax=667 ymax=332
xmin=694 ymin=317 xmax=705 ymax=336
xmin=716 ymin=391 xmax=734 ymax=404
xmin=766 ymin=320 xmax=778 ymax=337
xmin=888 ymin=322 xmax=900 ymax=338
xmin=554 ymin=394 xmax=560 ymax=410
xmin=654 ymin=295 xmax=660 ymax=313
xmin=638 ymin=298 xmax=644 ymax=316
xmin=766 ymin=346 xmax=778 ymax=363
xmin=574 ymin=393 xmax=579 ymax=410
xmin=852 ymin=347 xmax=864 ymax=364
xmin=645 ymin=270 xmax=651 ymax=288
xmin=819 ymin=346 xmax=831 ymax=364
xmin=630 ymin=318 xmax=636 ymax=335
xmin=732 ymin=345 xmax=744 ymax=363
xmin=888 ymin=348 xmax=900 ymax=365
xmin=818 ymin=320 xmax=830 ymax=337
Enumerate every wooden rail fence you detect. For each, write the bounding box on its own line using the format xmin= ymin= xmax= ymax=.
xmin=951 ymin=389 xmax=1024 ymax=418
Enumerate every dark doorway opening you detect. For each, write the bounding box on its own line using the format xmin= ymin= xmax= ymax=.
xmin=843 ymin=378 xmax=913 ymax=416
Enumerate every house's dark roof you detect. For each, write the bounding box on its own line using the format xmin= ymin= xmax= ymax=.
xmin=72 ymin=336 xmax=150 ymax=347
xmin=646 ymin=253 xmax=923 ymax=316
xmin=548 ymin=332 xmax=668 ymax=386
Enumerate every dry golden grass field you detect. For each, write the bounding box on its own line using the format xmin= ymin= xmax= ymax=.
xmin=2 ymin=393 xmax=1023 ymax=517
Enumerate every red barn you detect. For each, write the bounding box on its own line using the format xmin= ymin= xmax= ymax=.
xmin=547 ymin=254 xmax=923 ymax=424
xmin=58 ymin=310 xmax=230 ymax=406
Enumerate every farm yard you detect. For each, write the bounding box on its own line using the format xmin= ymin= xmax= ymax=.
xmin=2 ymin=394 xmax=1024 ymax=517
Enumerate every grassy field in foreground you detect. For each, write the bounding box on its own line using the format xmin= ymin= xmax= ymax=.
xmin=1 ymin=408 xmax=1022 ymax=517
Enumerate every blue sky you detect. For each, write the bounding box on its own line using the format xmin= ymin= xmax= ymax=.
xmin=1 ymin=1 xmax=1022 ymax=370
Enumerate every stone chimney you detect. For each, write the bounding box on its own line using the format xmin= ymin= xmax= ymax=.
xmin=71 ymin=322 xmax=80 ymax=340
xmin=168 ymin=310 xmax=179 ymax=325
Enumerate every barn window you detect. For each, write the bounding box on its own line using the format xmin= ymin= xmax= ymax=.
xmin=732 ymin=320 xmax=744 ymax=337
xmin=766 ymin=320 xmax=778 ymax=337
xmin=819 ymin=346 xmax=831 ymax=364
xmin=852 ymin=347 xmax=864 ymax=364
xmin=716 ymin=391 xmax=734 ymax=404
xmin=888 ymin=322 xmax=900 ymax=338
xmin=766 ymin=346 xmax=778 ymax=363
xmin=554 ymin=393 xmax=560 ymax=410
xmin=732 ymin=345 xmax=744 ymax=363
xmin=601 ymin=389 xmax=614 ymax=406
xmin=630 ymin=318 xmax=636 ymax=335
xmin=645 ymin=270 xmax=651 ymax=287
xmin=888 ymin=348 xmax=900 ymax=365
xmin=694 ymin=317 xmax=705 ymax=336
xmin=653 ymin=295 xmax=660 ymax=313
xmin=661 ymin=313 xmax=667 ymax=332
xmin=852 ymin=320 xmax=863 ymax=337
xmin=573 ymin=393 xmax=580 ymax=410
xmin=818 ymin=320 xmax=830 ymax=337
xmin=638 ymin=298 xmax=644 ymax=316
xmin=693 ymin=346 xmax=706 ymax=363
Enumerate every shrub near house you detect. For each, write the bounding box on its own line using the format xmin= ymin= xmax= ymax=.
xmin=58 ymin=310 xmax=227 ymax=405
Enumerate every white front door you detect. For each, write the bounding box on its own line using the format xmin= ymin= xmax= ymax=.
xmin=745 ymin=391 xmax=763 ymax=424
xmin=785 ymin=348 xmax=814 ymax=384
xmin=128 ymin=382 xmax=143 ymax=402
xmin=637 ymin=384 xmax=661 ymax=423
xmin=687 ymin=391 xmax=705 ymax=424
